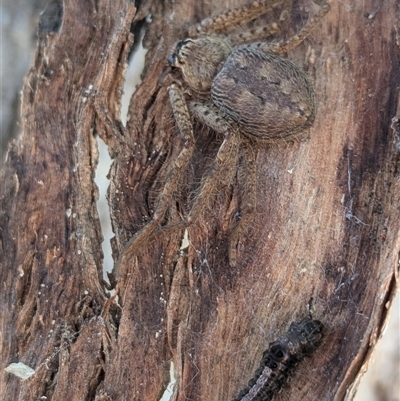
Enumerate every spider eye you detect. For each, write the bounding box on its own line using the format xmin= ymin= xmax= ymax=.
xmin=174 ymin=39 xmax=192 ymax=53
xmin=168 ymin=53 xmax=177 ymax=66
xmin=169 ymin=39 xmax=193 ymax=67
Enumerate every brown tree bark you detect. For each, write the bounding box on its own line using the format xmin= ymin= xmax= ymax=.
xmin=0 ymin=1 xmax=399 ymax=401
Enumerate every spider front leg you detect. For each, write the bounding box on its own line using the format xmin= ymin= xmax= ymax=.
xmin=117 ymin=84 xmax=195 ymax=265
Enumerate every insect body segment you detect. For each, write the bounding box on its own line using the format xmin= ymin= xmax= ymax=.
xmin=233 ymin=318 xmax=324 ymax=401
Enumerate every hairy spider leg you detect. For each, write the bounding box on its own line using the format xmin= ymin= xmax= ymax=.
xmin=117 ymin=84 xmax=195 ymax=264
xmin=186 ymin=101 xmax=241 ymax=222
xmin=229 ymin=21 xmax=281 ymax=45
xmin=119 ymin=98 xmax=241 ymax=265
xmin=187 ymin=130 xmax=241 ymax=225
xmin=194 ymin=0 xmax=284 ymax=36
xmin=249 ymin=0 xmax=330 ymax=54
xmin=228 ymin=2 xmax=292 ymax=46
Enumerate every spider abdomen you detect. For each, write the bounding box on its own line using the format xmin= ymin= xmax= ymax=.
xmin=211 ymin=46 xmax=316 ymax=141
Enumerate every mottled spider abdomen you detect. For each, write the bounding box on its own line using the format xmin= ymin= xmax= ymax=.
xmin=232 ymin=318 xmax=324 ymax=401
xmin=211 ymin=46 xmax=315 ymax=141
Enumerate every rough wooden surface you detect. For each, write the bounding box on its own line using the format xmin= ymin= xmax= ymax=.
xmin=0 ymin=1 xmax=399 ymax=401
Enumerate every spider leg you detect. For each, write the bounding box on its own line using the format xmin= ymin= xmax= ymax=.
xmin=248 ymin=0 xmax=330 ymax=54
xmin=147 ymin=127 xmax=241 ymax=248
xmin=193 ymin=0 xmax=283 ymax=36
xmin=117 ymin=84 xmax=195 ymax=264
xmin=154 ymin=103 xmax=240 ymax=252
xmin=187 ymin=129 xmax=240 ymax=226
xmin=229 ymin=139 xmax=257 ymax=267
xmin=189 ymin=101 xmax=231 ymax=134
xmin=228 ymin=21 xmax=282 ymax=46
xmin=229 ymin=5 xmax=291 ymax=46
xmin=189 ymin=104 xmax=260 ymax=267
xmin=189 ymin=102 xmax=241 ymax=225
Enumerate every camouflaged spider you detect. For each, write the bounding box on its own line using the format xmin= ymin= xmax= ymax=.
xmin=123 ymin=0 xmax=330 ymax=267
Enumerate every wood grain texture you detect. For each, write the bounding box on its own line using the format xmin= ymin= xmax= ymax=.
xmin=0 ymin=1 xmax=399 ymax=401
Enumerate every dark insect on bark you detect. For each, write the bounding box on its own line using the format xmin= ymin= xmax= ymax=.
xmin=232 ymin=318 xmax=324 ymax=401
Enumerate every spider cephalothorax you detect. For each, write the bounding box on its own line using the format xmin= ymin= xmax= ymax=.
xmin=122 ymin=0 xmax=330 ymax=266
xmin=168 ymin=37 xmax=232 ymax=92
